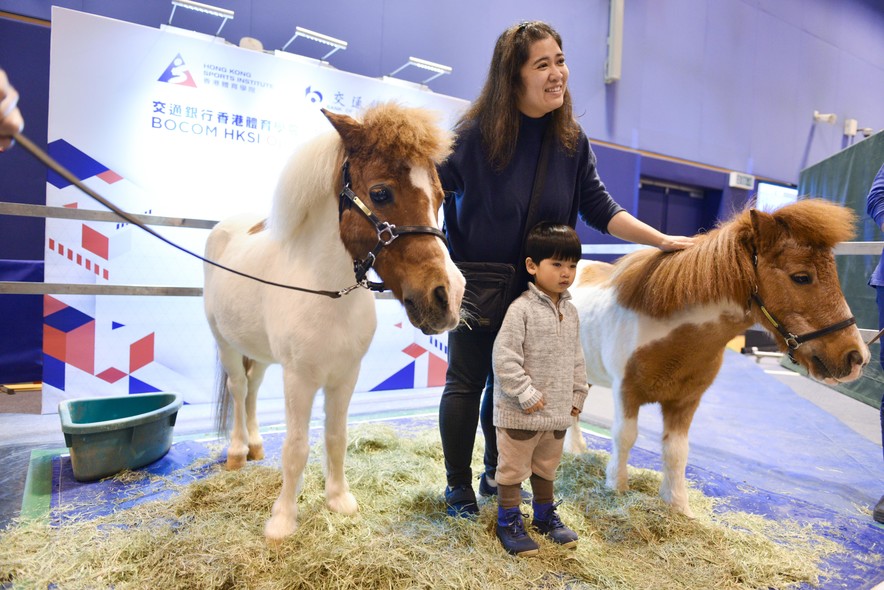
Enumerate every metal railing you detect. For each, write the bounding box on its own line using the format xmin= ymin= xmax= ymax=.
xmin=0 ymin=200 xmax=396 ymax=299
xmin=0 ymin=200 xmax=879 ymax=316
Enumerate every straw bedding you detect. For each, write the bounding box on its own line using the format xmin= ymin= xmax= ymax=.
xmin=0 ymin=424 xmax=857 ymax=589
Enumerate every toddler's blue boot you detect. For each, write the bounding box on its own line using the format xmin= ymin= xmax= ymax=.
xmin=496 ymin=506 xmax=539 ymax=557
xmin=532 ymin=501 xmax=578 ymax=549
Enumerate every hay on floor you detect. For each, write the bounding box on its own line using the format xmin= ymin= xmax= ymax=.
xmin=0 ymin=424 xmax=860 ymax=589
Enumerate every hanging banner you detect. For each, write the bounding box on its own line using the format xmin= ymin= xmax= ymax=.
xmin=43 ymin=7 xmax=467 ymax=412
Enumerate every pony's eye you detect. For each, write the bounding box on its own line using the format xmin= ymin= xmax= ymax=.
xmin=791 ymin=273 xmax=812 ymax=285
xmin=369 ymin=186 xmax=392 ymax=204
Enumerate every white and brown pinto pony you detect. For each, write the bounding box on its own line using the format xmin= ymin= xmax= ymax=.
xmin=565 ymin=199 xmax=868 ymax=517
xmin=203 ymin=103 xmax=465 ymax=540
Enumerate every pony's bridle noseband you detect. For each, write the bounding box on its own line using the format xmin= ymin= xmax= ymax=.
xmin=749 ymin=251 xmax=856 ymax=362
xmin=338 ymin=160 xmax=448 ymax=290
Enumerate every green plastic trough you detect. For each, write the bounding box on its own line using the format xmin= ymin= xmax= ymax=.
xmin=58 ymin=392 xmax=183 ymax=482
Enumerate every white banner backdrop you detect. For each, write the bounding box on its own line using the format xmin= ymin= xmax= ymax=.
xmin=42 ymin=7 xmax=467 ymax=413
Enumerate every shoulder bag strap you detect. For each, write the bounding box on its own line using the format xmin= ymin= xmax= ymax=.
xmin=509 ymin=121 xmax=554 ymax=300
xmin=523 ymin=121 xmax=554 ymax=243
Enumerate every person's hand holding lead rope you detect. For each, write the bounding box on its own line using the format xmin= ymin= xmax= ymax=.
xmin=0 ymin=69 xmax=25 ymax=153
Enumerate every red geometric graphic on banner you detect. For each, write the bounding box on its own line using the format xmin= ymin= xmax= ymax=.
xmin=403 ymin=343 xmax=426 ymax=359
xmin=43 ymin=325 xmax=68 ymax=362
xmin=97 ymin=169 xmax=123 ymax=184
xmin=43 ymin=295 xmax=68 ymax=317
xmin=96 ymin=367 xmax=127 ymax=383
xmin=82 ymin=224 xmax=109 ymax=260
xmin=66 ymin=321 xmax=96 ymax=374
xmin=428 ymin=353 xmax=448 ymax=387
xmin=130 ymin=332 xmax=155 ymax=372
xmin=43 ymin=304 xmax=94 ymax=375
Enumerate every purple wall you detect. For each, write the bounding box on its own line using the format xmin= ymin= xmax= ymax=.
xmin=1 ymin=0 xmax=882 ymax=382
xmin=2 ymin=0 xmax=882 ymax=184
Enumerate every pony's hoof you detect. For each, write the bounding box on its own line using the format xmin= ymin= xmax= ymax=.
xmin=226 ymin=453 xmax=247 ymax=470
xmin=265 ymin=514 xmax=298 ymax=541
xmin=661 ymin=490 xmax=696 ymax=518
xmin=247 ymin=443 xmax=265 ymax=461
xmin=673 ymin=504 xmax=696 ymax=519
xmin=327 ymin=492 xmax=358 ymax=515
xmin=605 ymin=478 xmax=629 ymax=493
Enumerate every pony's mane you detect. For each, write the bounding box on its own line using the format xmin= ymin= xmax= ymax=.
xmin=611 ymin=198 xmax=856 ymax=317
xmin=355 ymin=102 xmax=453 ymax=165
xmin=268 ymin=131 xmax=342 ymax=241
xmin=268 ymin=103 xmax=452 ymax=242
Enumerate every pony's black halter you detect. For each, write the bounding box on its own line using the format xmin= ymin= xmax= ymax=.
xmin=338 ymin=160 xmax=448 ymax=289
xmin=749 ymin=251 xmax=856 ymax=362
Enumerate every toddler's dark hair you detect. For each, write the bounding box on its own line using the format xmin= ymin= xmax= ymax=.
xmin=525 ymin=222 xmax=582 ymax=264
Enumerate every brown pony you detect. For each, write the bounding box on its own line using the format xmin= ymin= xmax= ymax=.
xmin=565 ymin=199 xmax=868 ymax=516
xmin=203 ymin=103 xmax=465 ymax=540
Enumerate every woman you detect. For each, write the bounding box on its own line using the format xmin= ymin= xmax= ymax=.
xmin=0 ymin=68 xmax=24 ymax=153
xmin=437 ymin=20 xmax=694 ymax=517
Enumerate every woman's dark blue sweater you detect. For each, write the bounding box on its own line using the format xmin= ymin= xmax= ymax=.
xmin=438 ymin=113 xmax=624 ymax=264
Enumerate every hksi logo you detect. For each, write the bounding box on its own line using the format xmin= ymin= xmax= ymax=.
xmin=158 ymin=54 xmax=197 ymax=87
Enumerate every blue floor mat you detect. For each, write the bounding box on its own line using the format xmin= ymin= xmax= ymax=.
xmin=627 ymin=351 xmax=883 ymax=517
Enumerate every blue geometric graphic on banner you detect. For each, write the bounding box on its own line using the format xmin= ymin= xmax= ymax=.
xmin=371 ymin=361 xmax=414 ymax=391
xmin=112 ymin=322 xmax=125 ymax=330
xmin=42 ymin=353 xmax=65 ymax=391
xmin=129 ymin=376 xmax=161 ymax=395
xmin=46 ymin=139 xmax=110 ymax=190
xmin=44 ymin=306 xmax=93 ymax=333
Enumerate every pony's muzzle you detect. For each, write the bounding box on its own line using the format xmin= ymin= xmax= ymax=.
xmin=809 ymin=346 xmax=868 ymax=383
xmin=403 ymin=282 xmax=460 ymax=334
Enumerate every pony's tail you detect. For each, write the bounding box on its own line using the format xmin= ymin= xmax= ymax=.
xmin=214 ymin=355 xmax=255 ymax=439
xmin=214 ymin=356 xmax=232 ymax=439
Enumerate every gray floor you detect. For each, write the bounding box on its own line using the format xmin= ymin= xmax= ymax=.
xmin=0 ymin=354 xmax=880 ymax=530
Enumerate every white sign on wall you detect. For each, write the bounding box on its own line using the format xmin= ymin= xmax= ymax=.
xmin=42 ymin=7 xmax=468 ymax=412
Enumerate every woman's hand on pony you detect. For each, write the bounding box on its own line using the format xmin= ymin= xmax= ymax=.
xmin=658 ymin=234 xmax=697 ymax=252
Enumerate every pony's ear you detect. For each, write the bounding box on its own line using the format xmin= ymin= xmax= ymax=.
xmin=749 ymin=208 xmax=781 ymax=253
xmin=322 ymin=109 xmax=363 ymax=152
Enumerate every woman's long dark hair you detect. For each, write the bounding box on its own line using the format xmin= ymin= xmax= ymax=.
xmin=456 ymin=20 xmax=580 ymax=171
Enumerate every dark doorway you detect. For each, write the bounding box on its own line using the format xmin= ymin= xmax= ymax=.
xmin=637 ymin=178 xmax=717 ymax=236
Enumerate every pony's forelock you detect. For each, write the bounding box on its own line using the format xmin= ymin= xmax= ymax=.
xmin=769 ymin=198 xmax=857 ymax=248
xmin=358 ymin=102 xmax=453 ymax=164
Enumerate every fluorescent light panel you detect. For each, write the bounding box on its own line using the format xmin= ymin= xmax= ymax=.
xmin=388 ymin=57 xmax=452 ymax=85
xmin=168 ymin=0 xmax=234 ymax=36
xmin=281 ymin=26 xmax=348 ymax=61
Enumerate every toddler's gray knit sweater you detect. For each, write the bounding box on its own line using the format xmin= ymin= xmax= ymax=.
xmin=492 ymin=282 xmax=589 ymax=431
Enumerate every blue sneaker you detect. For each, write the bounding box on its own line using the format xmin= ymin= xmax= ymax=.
xmin=477 ymin=472 xmax=497 ymax=497
xmin=496 ymin=506 xmax=539 ymax=557
xmin=444 ymin=484 xmax=478 ymax=518
xmin=478 ymin=472 xmax=533 ymax=503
